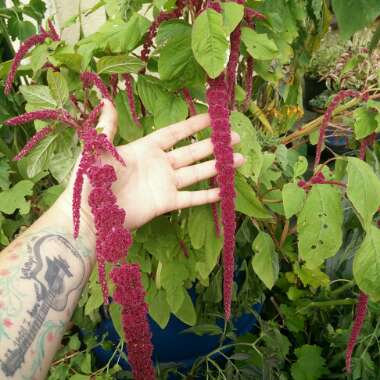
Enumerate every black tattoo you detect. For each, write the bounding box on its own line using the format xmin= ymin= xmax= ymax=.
xmin=1 ymin=234 xmax=86 ymax=377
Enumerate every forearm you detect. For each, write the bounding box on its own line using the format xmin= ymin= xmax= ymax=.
xmin=0 ymin=193 xmax=96 ymax=380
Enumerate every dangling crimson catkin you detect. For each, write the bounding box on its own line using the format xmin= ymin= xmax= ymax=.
xmin=345 ymin=292 xmax=369 ymax=372
xmin=111 ymin=264 xmax=155 ymax=380
xmin=4 ymin=22 xmax=60 ymax=95
xmin=314 ymin=90 xmax=367 ymax=168
xmin=123 ymin=74 xmax=142 ymax=128
xmin=80 ymin=72 xmax=113 ymax=102
xmin=210 ymin=177 xmax=221 ymax=237
xmin=345 ymin=133 xmax=376 ymax=373
xmin=226 ymin=0 xmax=244 ymax=108
xmin=207 ymin=73 xmax=236 ymax=321
xmin=14 ymin=126 xmax=53 ymax=161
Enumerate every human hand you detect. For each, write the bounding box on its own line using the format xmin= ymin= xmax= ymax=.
xmin=61 ymin=100 xmax=244 ymax=231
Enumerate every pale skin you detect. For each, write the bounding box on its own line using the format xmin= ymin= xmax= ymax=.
xmin=0 ymin=100 xmax=244 ymax=379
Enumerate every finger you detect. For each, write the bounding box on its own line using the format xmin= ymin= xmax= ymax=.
xmin=176 ymin=188 xmax=220 ymax=209
xmin=167 ymin=131 xmax=241 ymax=169
xmin=96 ymin=99 xmax=118 ymax=142
xmin=175 ymin=153 xmax=245 ymax=189
xmin=151 ymin=113 xmax=210 ymax=150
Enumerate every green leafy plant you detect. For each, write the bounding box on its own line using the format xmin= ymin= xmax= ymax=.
xmin=3 ymin=0 xmax=380 ymax=379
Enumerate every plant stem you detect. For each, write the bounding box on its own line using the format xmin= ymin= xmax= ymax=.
xmin=298 ymin=298 xmax=356 ymax=313
xmin=247 ymin=101 xmax=274 ymax=135
xmin=281 ymin=97 xmax=361 ymax=144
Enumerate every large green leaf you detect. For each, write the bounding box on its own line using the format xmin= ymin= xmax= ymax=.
xmin=115 ymin=91 xmax=144 ymax=142
xmin=154 ymin=93 xmax=188 ymax=128
xmin=291 ymin=345 xmax=328 ymax=380
xmin=191 ymin=8 xmax=229 ymax=78
xmin=241 ymin=28 xmax=279 ymax=60
xmin=220 ymin=2 xmax=244 ymax=35
xmin=158 ymin=28 xmax=204 ymax=88
xmin=96 ymin=55 xmax=145 ymax=74
xmin=346 ymin=157 xmax=380 ymax=230
xmin=147 ymin=288 xmax=171 ymax=328
xmin=19 ymin=85 xmax=57 ymax=109
xmin=282 ymin=183 xmax=306 ymax=219
xmin=47 ymin=70 xmax=69 ymax=108
xmin=332 ymin=0 xmax=380 ymax=39
xmin=230 ymin=111 xmax=263 ymax=179
xmin=252 ymin=231 xmax=279 ymax=289
xmin=235 ymin=175 xmax=272 ymax=219
xmin=23 ymin=133 xmax=58 ymax=178
xmin=173 ymin=290 xmax=197 ymax=326
xmin=298 ymin=185 xmax=343 ymax=268
xmin=188 ymin=205 xmax=223 ymax=279
xmin=353 ymin=107 xmax=378 ymax=140
xmin=0 ymin=180 xmax=34 ymax=215
xmin=353 ymin=225 xmax=380 ymax=301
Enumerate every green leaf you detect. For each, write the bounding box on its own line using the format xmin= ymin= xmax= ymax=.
xmin=53 ymin=53 xmax=83 ymax=72
xmin=252 ymin=231 xmax=279 ymax=289
xmin=109 ymin=303 xmax=124 ymax=339
xmin=353 ymin=107 xmax=378 ymax=140
xmin=19 ymin=85 xmax=57 ymax=109
xmin=154 ymin=93 xmax=188 ymax=128
xmin=188 ymin=205 xmax=222 ymax=279
xmin=22 ymin=132 xmax=58 ymax=178
xmin=332 ymin=0 xmax=380 ymax=40
xmin=148 ymin=289 xmax=171 ymax=328
xmin=0 ymin=180 xmax=34 ymax=215
xmin=282 ymin=183 xmax=306 ymax=219
xmin=220 ymin=2 xmax=244 ymax=35
xmin=70 ymin=374 xmax=89 ymax=380
xmin=241 ymin=28 xmax=279 ymax=60
xmin=47 ymin=70 xmax=69 ymax=108
xmin=191 ymin=8 xmax=229 ymax=78
xmin=235 ymin=175 xmax=272 ymax=219
xmin=293 ymin=156 xmax=308 ymax=178
xmin=353 ymin=225 xmax=380 ymax=301
xmin=39 ymin=185 xmax=64 ymax=211
xmin=96 ymin=55 xmax=145 ymax=74
xmin=8 ymin=18 xmax=36 ymax=41
xmin=0 ymin=159 xmax=11 ymax=191
xmin=347 ymin=157 xmax=380 ymax=230
xmin=84 ymin=283 xmax=104 ymax=315
xmin=68 ymin=334 xmax=81 ymax=350
xmin=115 ymin=91 xmax=143 ymax=142
xmin=291 ymin=345 xmax=327 ymax=380
xmin=173 ymin=290 xmax=196 ymax=326
xmin=298 ymin=185 xmax=343 ymax=268
xmin=30 ymin=44 xmax=50 ymax=73
xmin=230 ymin=111 xmax=263 ymax=179
xmin=158 ymin=28 xmax=204 ymax=88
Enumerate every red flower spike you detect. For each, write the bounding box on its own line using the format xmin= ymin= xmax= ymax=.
xmin=110 ymin=74 xmax=119 ymax=96
xmin=5 ymin=109 xmax=78 ymax=129
xmin=47 ymin=19 xmax=61 ymax=41
xmin=206 ymin=73 xmax=236 ymax=321
xmin=14 ymin=126 xmax=53 ymax=161
xmin=314 ymin=90 xmax=364 ymax=168
xmin=140 ymin=0 xmax=186 ymax=62
xmin=226 ymin=24 xmax=241 ymax=108
xmin=123 ymin=74 xmax=142 ymax=128
xmin=97 ymin=255 xmax=109 ymax=304
xmin=82 ymin=101 xmax=104 ymax=130
xmin=345 ymin=292 xmax=368 ymax=373
xmin=111 ymin=264 xmax=156 ymax=380
xmin=182 ymin=88 xmax=197 ymax=116
xmin=80 ymin=72 xmax=112 ymax=101
xmin=4 ymin=33 xmax=49 ymax=95
xmin=359 ymin=133 xmax=376 ymax=160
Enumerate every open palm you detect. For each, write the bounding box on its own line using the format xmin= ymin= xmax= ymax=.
xmin=73 ymin=100 xmax=243 ymax=230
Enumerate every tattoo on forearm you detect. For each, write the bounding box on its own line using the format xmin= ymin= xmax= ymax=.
xmin=0 ymin=234 xmax=88 ymax=378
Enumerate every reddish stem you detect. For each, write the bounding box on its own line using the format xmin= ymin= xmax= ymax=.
xmin=182 ymin=88 xmax=197 ymax=116
xmin=123 ymin=74 xmax=142 ymax=128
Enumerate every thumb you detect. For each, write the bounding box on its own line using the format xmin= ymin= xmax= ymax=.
xmin=96 ymin=99 xmax=118 ymax=142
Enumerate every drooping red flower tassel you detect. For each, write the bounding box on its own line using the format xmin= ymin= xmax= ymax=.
xmin=80 ymin=72 xmax=113 ymax=102
xmin=314 ymin=90 xmax=367 ymax=168
xmin=207 ymin=74 xmax=236 ymax=321
xmin=140 ymin=0 xmax=186 ymax=62
xmin=111 ymin=263 xmax=156 ymax=380
xmin=47 ymin=19 xmax=61 ymax=42
xmin=123 ymin=74 xmax=142 ymax=128
xmin=4 ymin=32 xmax=49 ymax=95
xmin=13 ymin=125 xmax=53 ymax=161
xmin=210 ymin=177 xmax=221 ymax=237
xmin=5 ymin=109 xmax=78 ymax=129
xmin=110 ymin=74 xmax=119 ymax=97
xmin=345 ymin=292 xmax=369 ymax=373
xmin=182 ymin=88 xmax=197 ymax=116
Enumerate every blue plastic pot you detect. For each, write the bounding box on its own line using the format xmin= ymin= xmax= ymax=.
xmin=92 ymin=297 xmax=261 ymax=373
